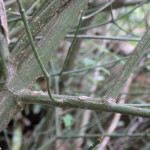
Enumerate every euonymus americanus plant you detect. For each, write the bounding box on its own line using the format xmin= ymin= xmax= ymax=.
xmin=0 ymin=0 xmax=150 ymax=132
xmin=0 ymin=0 xmax=88 ymax=131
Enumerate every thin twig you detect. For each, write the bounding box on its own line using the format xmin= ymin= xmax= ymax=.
xmin=17 ymin=0 xmax=56 ymax=101
xmin=60 ymin=11 xmax=83 ymax=75
xmin=82 ymin=0 xmax=116 ymax=20
xmin=70 ymin=1 xmax=145 ymax=33
xmin=39 ymin=56 xmax=128 ymax=78
xmin=66 ymin=34 xmax=140 ymax=41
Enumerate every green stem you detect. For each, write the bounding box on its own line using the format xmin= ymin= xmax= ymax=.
xmin=82 ymin=0 xmax=116 ymax=20
xmin=57 ymin=133 xmax=150 ymax=138
xmin=60 ymin=11 xmax=83 ymax=75
xmin=17 ymin=0 xmax=56 ymax=101
xmin=104 ymin=27 xmax=150 ymax=101
xmin=0 ymin=28 xmax=13 ymax=80
xmin=70 ymin=1 xmax=145 ymax=33
xmin=18 ymin=90 xmax=150 ymax=118
xmin=66 ymin=34 xmax=140 ymax=41
xmin=39 ymin=56 xmax=128 ymax=78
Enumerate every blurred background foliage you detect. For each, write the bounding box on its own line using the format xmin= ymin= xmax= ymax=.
xmin=1 ymin=0 xmax=150 ymax=149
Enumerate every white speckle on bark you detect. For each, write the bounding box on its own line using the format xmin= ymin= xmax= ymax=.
xmin=79 ymin=96 xmax=89 ymax=100
xmin=107 ymin=98 xmax=116 ymax=104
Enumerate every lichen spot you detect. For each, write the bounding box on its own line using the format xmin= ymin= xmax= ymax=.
xmin=79 ymin=96 xmax=89 ymax=100
xmin=32 ymin=91 xmax=39 ymax=96
xmin=107 ymin=98 xmax=116 ymax=104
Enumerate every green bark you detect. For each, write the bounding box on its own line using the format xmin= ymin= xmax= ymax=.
xmin=17 ymin=89 xmax=150 ymax=118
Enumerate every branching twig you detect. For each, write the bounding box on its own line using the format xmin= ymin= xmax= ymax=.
xmin=17 ymin=0 xmax=56 ymax=101
xmin=82 ymin=0 xmax=116 ymax=20
xmin=18 ymin=90 xmax=150 ymax=118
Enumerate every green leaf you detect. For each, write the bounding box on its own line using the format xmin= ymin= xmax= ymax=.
xmin=12 ymin=125 xmax=22 ymax=150
xmin=99 ymin=67 xmax=111 ymax=75
xmin=146 ymin=65 xmax=150 ymax=70
xmin=33 ymin=105 xmax=42 ymax=114
xmin=33 ymin=83 xmax=42 ymax=91
xmin=118 ymin=121 xmax=125 ymax=127
xmin=83 ymin=58 xmax=96 ymax=66
xmin=97 ymin=75 xmax=105 ymax=81
xmin=87 ymin=139 xmax=101 ymax=150
xmin=62 ymin=114 xmax=74 ymax=127
xmin=87 ymin=140 xmax=94 ymax=147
